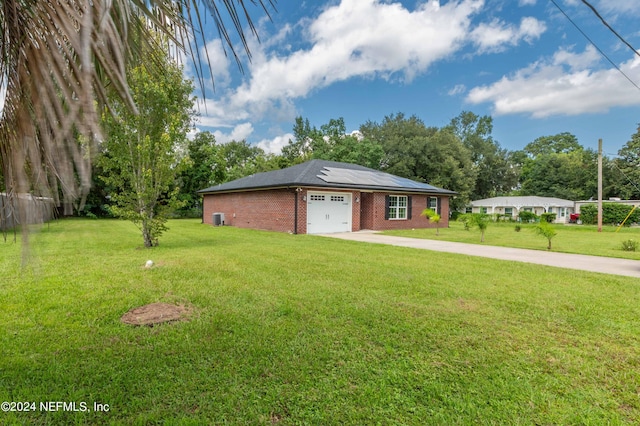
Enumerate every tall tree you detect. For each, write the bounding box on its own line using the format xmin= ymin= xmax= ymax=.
xmin=281 ymin=116 xmax=384 ymax=169
xmin=360 ymin=113 xmax=437 ymax=178
xmin=517 ymin=134 xmax=609 ymax=201
xmin=445 ymin=111 xmax=518 ymax=199
xmin=176 ymin=131 xmax=226 ymax=213
xmin=0 ymin=0 xmax=273 ymax=236
xmin=361 ymin=113 xmax=475 ymax=209
xmin=523 ymin=132 xmax=582 ymax=157
xmin=99 ymin=52 xmax=194 ymax=247
xmin=614 ymin=125 xmax=640 ymax=199
xmin=312 ymin=117 xmax=384 ymax=169
xmin=281 ymin=117 xmax=320 ymax=166
xmin=221 ymin=140 xmax=279 ymax=181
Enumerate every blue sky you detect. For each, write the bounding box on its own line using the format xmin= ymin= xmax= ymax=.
xmin=188 ymin=0 xmax=640 ymax=157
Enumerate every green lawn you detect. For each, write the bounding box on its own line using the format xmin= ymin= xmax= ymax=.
xmin=384 ymin=220 xmax=640 ymax=259
xmin=1 ymin=219 xmax=640 ymax=424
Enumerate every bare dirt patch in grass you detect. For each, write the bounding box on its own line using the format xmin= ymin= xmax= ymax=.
xmin=121 ymin=303 xmax=192 ymax=326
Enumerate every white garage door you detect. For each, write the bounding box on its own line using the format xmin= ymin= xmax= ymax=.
xmin=307 ymin=192 xmax=352 ymax=234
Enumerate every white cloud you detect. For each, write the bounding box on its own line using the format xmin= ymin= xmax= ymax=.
xmin=595 ymin=0 xmax=639 ymax=16
xmin=202 ymin=40 xmax=232 ymax=89
xmin=256 ymin=133 xmax=294 ymax=154
xmin=552 ymin=44 xmax=600 ymax=71
xmin=196 ymin=0 xmax=485 ymax=130
xmin=246 ymin=0 xmax=481 ymax=94
xmin=519 ymin=0 xmax=536 ymax=5
xmin=470 ymin=16 xmax=546 ymax=53
xmin=193 ymin=98 xmax=250 ymax=127
xmin=212 ymin=122 xmax=255 ymax=144
xmin=466 ymin=45 xmax=640 ymax=117
xmin=448 ymin=84 xmax=467 ymax=96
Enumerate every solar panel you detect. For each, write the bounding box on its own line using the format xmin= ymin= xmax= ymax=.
xmin=317 ymin=167 xmax=437 ymax=190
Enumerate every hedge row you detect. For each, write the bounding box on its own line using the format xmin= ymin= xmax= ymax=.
xmin=579 ymin=203 xmax=640 ymax=226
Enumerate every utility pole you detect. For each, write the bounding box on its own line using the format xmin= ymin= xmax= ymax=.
xmin=598 ymin=138 xmax=603 ymax=232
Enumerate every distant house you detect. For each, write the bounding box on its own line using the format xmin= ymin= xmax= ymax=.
xmin=198 ymin=159 xmax=456 ymax=234
xmin=467 ymin=196 xmax=575 ymax=223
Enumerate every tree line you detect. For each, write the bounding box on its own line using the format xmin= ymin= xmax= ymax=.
xmin=161 ymin=112 xmax=640 ymax=213
xmin=86 ymin=106 xmax=640 ymax=224
xmin=30 ymin=49 xmax=638 ymax=247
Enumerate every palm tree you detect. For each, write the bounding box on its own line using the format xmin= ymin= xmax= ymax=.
xmin=458 ymin=213 xmax=490 ymax=242
xmin=534 ymin=221 xmax=557 ymax=250
xmin=0 ymin=0 xmax=273 ymax=233
xmin=421 ymin=208 xmax=441 ymax=235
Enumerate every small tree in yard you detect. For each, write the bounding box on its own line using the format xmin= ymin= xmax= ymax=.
xmin=421 ymin=208 xmax=441 ymax=235
xmin=458 ymin=213 xmax=490 ymax=242
xmin=535 ymin=221 xmax=557 ymax=250
xmin=100 ymin=48 xmax=194 ymax=248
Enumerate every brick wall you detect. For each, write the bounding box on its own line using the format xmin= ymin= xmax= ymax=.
xmin=203 ymin=189 xmax=297 ymax=233
xmin=203 ymin=188 xmax=450 ymax=233
xmin=365 ymin=193 xmax=450 ymax=231
xmin=360 ymin=192 xmax=374 ymax=230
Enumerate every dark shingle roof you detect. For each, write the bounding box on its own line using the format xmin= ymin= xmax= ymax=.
xmin=198 ymin=159 xmax=456 ymax=195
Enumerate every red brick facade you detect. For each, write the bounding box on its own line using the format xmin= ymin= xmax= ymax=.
xmin=203 ymin=189 xmax=297 ymax=233
xmin=202 ymin=188 xmax=450 ymax=234
xmin=360 ymin=192 xmax=450 ymax=231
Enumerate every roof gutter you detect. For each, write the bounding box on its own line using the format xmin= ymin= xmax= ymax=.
xmin=199 ymin=184 xmax=456 ymax=196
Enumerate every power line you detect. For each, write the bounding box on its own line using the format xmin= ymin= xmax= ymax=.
xmin=610 ymin=160 xmax=640 ymax=195
xmin=549 ymin=0 xmax=640 ymax=91
xmin=579 ymin=0 xmax=640 ymax=59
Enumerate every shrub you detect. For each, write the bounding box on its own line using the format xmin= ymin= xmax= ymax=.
xmin=517 ymin=211 xmax=538 ymax=223
xmin=621 ymin=239 xmax=638 ymax=252
xmin=579 ymin=203 xmax=640 ymax=226
xmin=514 ymin=225 xmax=521 ymax=232
xmin=540 ymin=213 xmax=556 ymax=223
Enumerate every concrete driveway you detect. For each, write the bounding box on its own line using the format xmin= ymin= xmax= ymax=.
xmin=320 ymin=231 xmax=640 ymax=278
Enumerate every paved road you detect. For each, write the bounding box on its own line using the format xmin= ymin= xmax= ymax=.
xmin=320 ymin=231 xmax=640 ymax=278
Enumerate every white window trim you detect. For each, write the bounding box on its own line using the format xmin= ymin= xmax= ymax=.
xmin=428 ymin=196 xmax=438 ymax=211
xmin=388 ymin=195 xmax=408 ymax=220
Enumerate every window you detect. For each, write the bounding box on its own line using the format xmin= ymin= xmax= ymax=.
xmin=428 ymin=197 xmax=438 ymax=211
xmin=330 ymin=195 xmax=345 ymax=202
xmin=505 ymin=207 xmax=513 ymax=217
xmin=481 ymin=207 xmax=488 ymax=214
xmin=465 ymin=207 xmax=472 ymax=214
xmin=387 ymin=195 xmax=408 ymax=220
xmin=310 ymin=195 xmax=325 ymax=201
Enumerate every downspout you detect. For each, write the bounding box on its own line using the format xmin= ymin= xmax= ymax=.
xmin=293 ymin=188 xmax=298 ymax=234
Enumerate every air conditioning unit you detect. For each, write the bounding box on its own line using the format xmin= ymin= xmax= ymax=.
xmin=213 ymin=212 xmax=225 ymax=226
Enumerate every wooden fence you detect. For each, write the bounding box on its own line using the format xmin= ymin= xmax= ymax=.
xmin=0 ymin=193 xmax=55 ymax=231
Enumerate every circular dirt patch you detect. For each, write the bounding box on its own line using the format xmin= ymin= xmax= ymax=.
xmin=121 ymin=303 xmax=191 ymax=326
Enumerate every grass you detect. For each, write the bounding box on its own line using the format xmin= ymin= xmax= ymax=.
xmin=1 ymin=218 xmax=640 ymax=424
xmin=384 ymin=220 xmax=640 ymax=259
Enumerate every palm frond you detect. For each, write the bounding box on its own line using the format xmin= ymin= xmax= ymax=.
xmin=0 ymin=0 xmax=274 ymax=238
